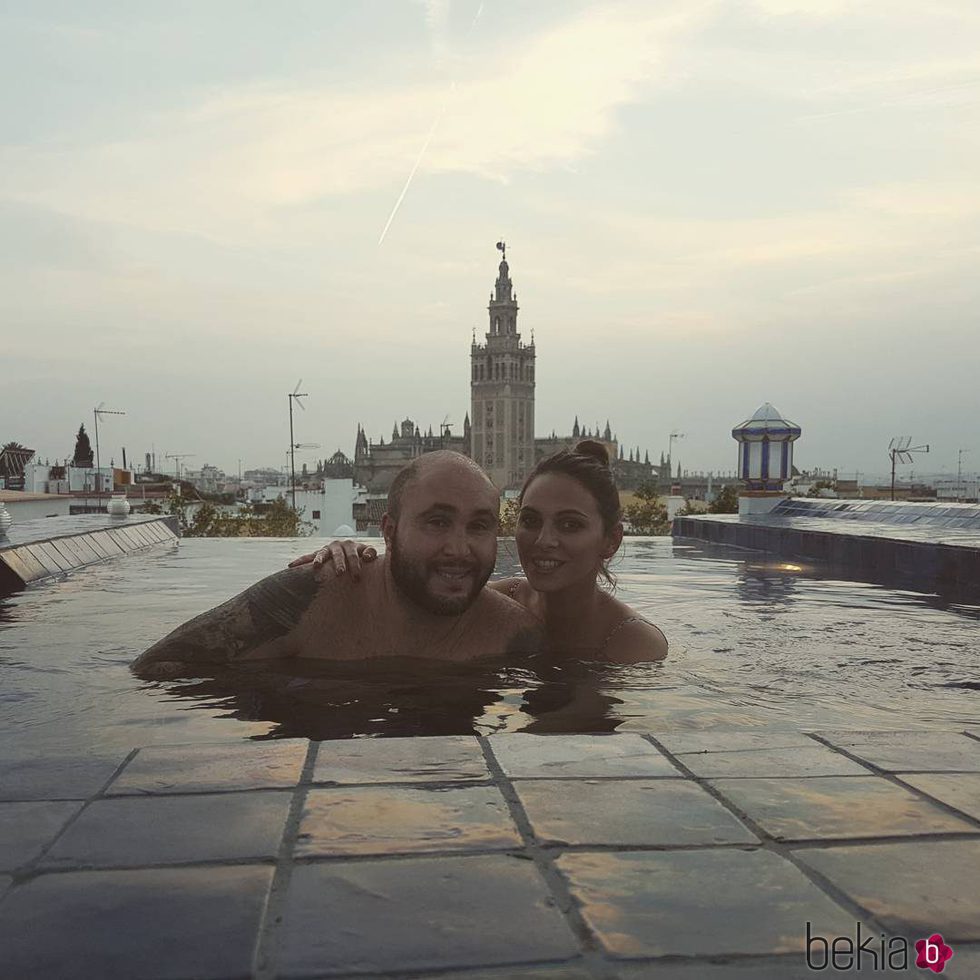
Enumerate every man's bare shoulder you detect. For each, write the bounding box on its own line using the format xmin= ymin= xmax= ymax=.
xmin=465 ymin=586 xmax=544 ymax=656
xmin=472 ymin=585 xmax=541 ymax=625
xmin=132 ymin=565 xmax=324 ymax=678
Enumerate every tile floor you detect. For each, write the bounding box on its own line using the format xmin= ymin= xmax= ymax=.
xmin=0 ymin=729 xmax=977 ymax=978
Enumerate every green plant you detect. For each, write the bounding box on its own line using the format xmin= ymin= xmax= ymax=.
xmin=497 ymin=498 xmax=520 ymax=536
xmin=623 ymin=484 xmax=670 ymax=534
xmin=708 ymin=484 xmax=739 ymax=514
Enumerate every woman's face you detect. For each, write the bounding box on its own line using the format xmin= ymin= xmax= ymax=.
xmin=516 ymin=472 xmax=621 ymax=593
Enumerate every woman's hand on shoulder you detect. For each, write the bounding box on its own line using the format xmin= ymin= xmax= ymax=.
xmin=604 ymin=620 xmax=668 ymax=664
xmin=287 ymin=540 xmax=378 ymax=580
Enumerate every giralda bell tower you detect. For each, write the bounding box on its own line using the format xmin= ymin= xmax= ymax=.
xmin=470 ymin=242 xmax=536 ymax=489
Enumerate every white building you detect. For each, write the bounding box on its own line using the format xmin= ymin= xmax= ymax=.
xmin=935 ymin=477 xmax=979 ymax=503
xmin=250 ymin=480 xmax=357 ymax=536
xmin=0 ymin=490 xmax=72 ymax=521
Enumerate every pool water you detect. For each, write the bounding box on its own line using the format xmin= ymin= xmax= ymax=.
xmin=1 ymin=537 xmax=977 ymax=754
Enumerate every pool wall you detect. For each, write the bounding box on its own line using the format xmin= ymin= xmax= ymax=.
xmin=0 ymin=514 xmax=180 ymax=592
xmin=673 ymin=499 xmax=980 ymax=599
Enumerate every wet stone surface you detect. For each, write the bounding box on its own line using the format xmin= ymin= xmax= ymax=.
xmin=897 ymin=772 xmax=980 ymax=821
xmin=279 ymin=854 xmax=579 ymax=976
xmin=709 ymin=775 xmax=977 ymax=841
xmin=0 ymin=801 xmax=82 ymax=871
xmin=818 ymin=731 xmax=980 ymax=772
xmin=0 ymin=731 xmax=977 ymax=978
xmin=797 ymin=839 xmax=980 ymax=941
xmin=488 ymin=732 xmax=679 ymax=778
xmin=0 ymin=865 xmax=272 ymax=980
xmin=40 ymin=791 xmax=292 ymax=869
xmin=109 ymin=740 xmax=307 ymax=795
xmin=654 ymin=731 xmax=818 ymax=754
xmin=0 ymin=755 xmax=125 ymax=801
xmin=313 ymin=734 xmax=490 ymax=784
xmin=296 ymin=784 xmax=520 ymax=856
xmin=675 ymin=744 xmax=870 ymax=779
xmin=556 ymin=848 xmax=861 ymax=958
xmin=514 ymin=778 xmax=758 ymax=847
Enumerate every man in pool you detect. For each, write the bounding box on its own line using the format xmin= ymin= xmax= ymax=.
xmin=131 ymin=452 xmax=543 ymax=679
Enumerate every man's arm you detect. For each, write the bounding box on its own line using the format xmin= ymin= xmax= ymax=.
xmin=505 ymin=624 xmax=546 ymax=656
xmin=131 ymin=566 xmax=320 ymax=679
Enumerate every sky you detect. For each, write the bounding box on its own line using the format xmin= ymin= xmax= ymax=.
xmin=2 ymin=0 xmax=978 ymax=482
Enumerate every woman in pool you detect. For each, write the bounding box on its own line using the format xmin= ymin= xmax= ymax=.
xmin=292 ymin=441 xmax=668 ymax=663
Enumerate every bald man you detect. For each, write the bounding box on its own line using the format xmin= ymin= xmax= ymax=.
xmin=132 ymin=452 xmax=543 ymax=679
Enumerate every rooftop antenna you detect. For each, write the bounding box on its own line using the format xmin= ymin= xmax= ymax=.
xmin=288 ymin=380 xmax=309 ymax=511
xmin=667 ymin=430 xmax=685 ymax=471
xmin=164 ymin=453 xmax=195 ymax=489
xmin=439 ymin=415 xmax=455 ymax=448
xmin=93 ymin=402 xmax=125 ymax=509
xmin=957 ymin=448 xmax=971 ymax=501
xmin=888 ymin=436 xmax=929 ymax=500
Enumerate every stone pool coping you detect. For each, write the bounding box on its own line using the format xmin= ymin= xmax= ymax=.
xmin=1 ymin=729 xmax=978 ymax=978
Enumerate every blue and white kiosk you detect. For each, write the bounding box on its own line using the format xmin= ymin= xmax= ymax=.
xmin=732 ymin=402 xmax=801 ymax=515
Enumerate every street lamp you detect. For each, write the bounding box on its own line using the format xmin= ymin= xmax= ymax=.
xmin=93 ymin=403 xmax=125 ymax=510
xmin=958 ymin=448 xmax=970 ymax=501
xmin=667 ymin=431 xmax=685 ymax=476
xmin=288 ymin=381 xmax=309 ymax=511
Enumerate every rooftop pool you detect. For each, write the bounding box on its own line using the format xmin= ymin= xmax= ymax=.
xmin=2 ymin=536 xmax=978 ymax=755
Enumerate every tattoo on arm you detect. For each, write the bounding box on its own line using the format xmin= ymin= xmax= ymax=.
xmin=505 ymin=625 xmax=545 ymax=656
xmin=132 ymin=567 xmax=320 ymax=678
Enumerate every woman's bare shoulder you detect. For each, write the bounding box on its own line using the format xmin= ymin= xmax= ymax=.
xmin=601 ymin=615 xmax=668 ymax=664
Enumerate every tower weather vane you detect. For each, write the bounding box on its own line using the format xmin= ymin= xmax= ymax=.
xmin=496 ymin=240 xmax=506 ymax=260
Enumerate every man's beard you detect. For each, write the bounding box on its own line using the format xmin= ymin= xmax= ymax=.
xmin=388 ymin=534 xmax=492 ymax=616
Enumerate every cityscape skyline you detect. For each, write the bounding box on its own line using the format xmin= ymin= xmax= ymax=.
xmin=2 ymin=1 xmax=978 ymax=478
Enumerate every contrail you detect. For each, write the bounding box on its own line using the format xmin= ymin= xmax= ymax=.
xmin=378 ymin=2 xmax=484 ymax=246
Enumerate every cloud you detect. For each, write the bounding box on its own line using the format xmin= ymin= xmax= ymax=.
xmin=0 ymin=2 xmax=709 ymax=242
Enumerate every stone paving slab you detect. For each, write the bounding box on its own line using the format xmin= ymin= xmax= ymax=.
xmin=897 ymin=772 xmax=980 ymax=821
xmin=40 ymin=791 xmax=292 ymax=869
xmin=709 ymin=775 xmax=977 ymax=841
xmin=616 ymin=958 xmax=911 ymax=978
xmin=943 ymin=945 xmax=980 ymax=980
xmin=296 ymin=785 xmax=520 ymax=857
xmin=817 ymin=731 xmax=980 ymax=772
xmin=797 ymin=839 xmax=980 ymax=940
xmin=0 ymin=800 xmax=83 ymax=871
xmin=313 ymin=735 xmax=490 ymax=784
xmin=675 ymin=744 xmax=870 ymax=778
xmin=406 ymin=965 xmax=594 ymax=979
xmin=489 ymin=733 xmax=679 ymax=778
xmin=654 ymin=731 xmax=818 ymax=754
xmin=278 ymin=854 xmax=579 ymax=976
xmin=556 ymin=849 xmax=861 ymax=958
xmin=108 ymin=739 xmax=307 ymax=795
xmin=0 ymin=865 xmax=272 ymax=979
xmin=513 ymin=778 xmax=758 ymax=847
xmin=0 ymin=755 xmax=125 ymax=800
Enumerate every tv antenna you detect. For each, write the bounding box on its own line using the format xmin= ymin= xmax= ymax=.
xmin=888 ymin=437 xmax=929 ymax=500
xmin=165 ymin=453 xmax=195 ymax=485
xmin=958 ymin=448 xmax=971 ymax=501
xmin=287 ymin=380 xmax=309 ymax=511
xmin=440 ymin=414 xmax=454 ymax=447
xmin=93 ymin=403 xmax=125 ymax=506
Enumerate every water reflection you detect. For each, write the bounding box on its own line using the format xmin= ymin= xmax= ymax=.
xmin=152 ymin=656 xmax=631 ymax=740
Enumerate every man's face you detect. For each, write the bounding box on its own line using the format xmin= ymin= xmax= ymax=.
xmin=384 ymin=461 xmax=499 ymax=615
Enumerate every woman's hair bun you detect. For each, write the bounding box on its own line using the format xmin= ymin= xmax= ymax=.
xmin=573 ymin=439 xmax=610 ymax=467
